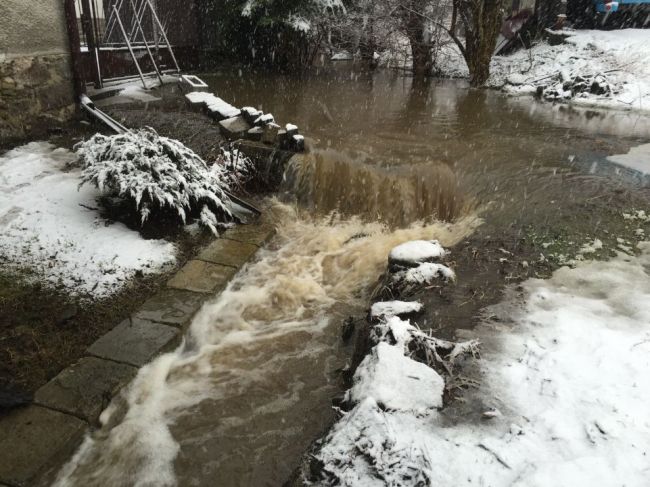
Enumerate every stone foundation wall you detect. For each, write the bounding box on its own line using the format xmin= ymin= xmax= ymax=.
xmin=0 ymin=54 xmax=76 ymax=142
xmin=0 ymin=0 xmax=76 ymax=142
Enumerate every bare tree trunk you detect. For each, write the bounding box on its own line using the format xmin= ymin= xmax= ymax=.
xmin=410 ymin=38 xmax=433 ymax=77
xmin=404 ymin=6 xmax=433 ymax=78
xmin=451 ymin=0 xmax=459 ymax=35
xmin=462 ymin=0 xmax=503 ymax=86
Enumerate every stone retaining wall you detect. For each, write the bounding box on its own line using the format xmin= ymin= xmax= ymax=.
xmin=0 ymin=55 xmax=76 ymax=142
xmin=0 ymin=221 xmax=275 ymax=487
xmin=0 ymin=0 xmax=75 ymax=142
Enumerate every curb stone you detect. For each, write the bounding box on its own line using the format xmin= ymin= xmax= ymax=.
xmin=167 ymin=259 xmax=238 ymax=294
xmin=86 ymin=317 xmax=181 ymax=367
xmin=0 ymin=406 xmax=86 ymax=487
xmin=34 ymin=356 xmax=137 ymax=424
xmin=0 ymin=222 xmax=275 ymax=486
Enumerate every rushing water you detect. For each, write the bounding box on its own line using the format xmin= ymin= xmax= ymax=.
xmin=56 ymin=69 xmax=650 ymax=486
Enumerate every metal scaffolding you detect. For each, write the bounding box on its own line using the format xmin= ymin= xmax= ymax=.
xmin=75 ymin=0 xmax=181 ymax=89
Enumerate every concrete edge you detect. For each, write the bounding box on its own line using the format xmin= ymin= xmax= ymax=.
xmin=0 ymin=222 xmax=275 ymax=487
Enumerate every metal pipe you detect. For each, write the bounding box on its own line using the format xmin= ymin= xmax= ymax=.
xmin=103 ymin=0 xmax=126 ymax=44
xmin=128 ymin=0 xmax=147 ymax=42
xmin=145 ymin=0 xmax=180 ymax=73
xmin=128 ymin=0 xmax=163 ymax=84
xmin=63 ymin=0 xmax=86 ymax=100
xmin=112 ymin=4 xmax=148 ymax=89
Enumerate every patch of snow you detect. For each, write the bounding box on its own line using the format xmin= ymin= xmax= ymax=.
xmin=0 ymin=142 xmax=177 ymax=298
xmin=607 ymin=143 xmax=650 ymax=175
xmin=623 ymin=209 xmax=650 ymax=222
xmin=253 ymin=113 xmax=275 ymax=125
xmin=579 ymin=237 xmax=603 ymax=254
xmin=347 ymin=342 xmax=444 ymax=414
xmin=286 ymin=14 xmax=311 ymax=33
xmin=185 ymin=92 xmax=240 ymax=118
xmin=389 ymin=239 xmax=447 ymax=265
xmin=285 ymin=123 xmax=298 ymax=132
xmin=331 ymin=50 xmax=353 ymax=61
xmin=393 ymin=262 xmax=456 ymax=285
xmin=370 ymin=300 xmax=423 ymax=319
xmin=241 ymin=106 xmax=262 ymax=118
xmin=435 ymin=29 xmax=650 ymax=112
xmin=316 ymin=243 xmax=650 ymax=486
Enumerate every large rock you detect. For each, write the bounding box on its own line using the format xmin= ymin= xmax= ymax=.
xmin=388 ymin=240 xmax=447 ymax=269
xmin=262 ymin=123 xmax=280 ymax=145
xmin=87 ymin=317 xmax=180 ymax=367
xmin=241 ymin=106 xmax=263 ymax=124
xmin=218 ymin=115 xmax=251 ymax=139
xmin=34 ymin=357 xmax=136 ymax=424
xmin=246 ymin=126 xmax=263 ymax=142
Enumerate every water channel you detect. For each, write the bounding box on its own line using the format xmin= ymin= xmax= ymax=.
xmin=55 ymin=67 xmax=650 ymax=486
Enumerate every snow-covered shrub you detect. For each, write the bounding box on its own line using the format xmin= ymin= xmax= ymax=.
xmin=75 ymin=128 xmax=249 ymax=234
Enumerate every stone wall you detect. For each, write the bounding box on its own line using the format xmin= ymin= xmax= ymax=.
xmin=0 ymin=0 xmax=76 ymax=142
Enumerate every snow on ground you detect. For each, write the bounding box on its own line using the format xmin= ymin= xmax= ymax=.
xmin=370 ymin=300 xmax=422 ymax=319
xmin=380 ymin=28 xmax=650 ymax=112
xmin=388 ymin=239 xmax=447 ymax=265
xmin=347 ymin=342 xmax=445 ymax=414
xmin=488 ymin=29 xmax=650 ymax=112
xmin=185 ymin=92 xmax=241 ymax=118
xmin=607 ymin=142 xmax=650 ymax=175
xmin=0 ymin=142 xmax=177 ymax=298
xmin=392 ymin=261 xmax=456 ymax=285
xmin=316 ymin=244 xmax=650 ymax=486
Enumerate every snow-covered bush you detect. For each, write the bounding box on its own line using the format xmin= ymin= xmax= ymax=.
xmin=75 ymin=128 xmax=250 ymax=234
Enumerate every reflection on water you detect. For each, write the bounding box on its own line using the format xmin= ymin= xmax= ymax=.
xmin=207 ymin=69 xmax=648 ymax=226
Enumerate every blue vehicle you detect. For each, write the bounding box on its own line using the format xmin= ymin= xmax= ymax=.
xmin=569 ymin=0 xmax=650 ymax=26
xmin=594 ymin=0 xmax=650 ymax=13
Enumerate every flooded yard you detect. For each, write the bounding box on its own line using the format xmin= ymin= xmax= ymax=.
xmin=56 ymin=68 xmax=650 ymax=486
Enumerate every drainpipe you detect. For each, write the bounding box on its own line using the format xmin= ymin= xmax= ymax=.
xmin=63 ymin=0 xmax=85 ymax=101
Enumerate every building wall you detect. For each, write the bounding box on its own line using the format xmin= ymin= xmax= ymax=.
xmin=0 ymin=0 xmax=76 ymax=142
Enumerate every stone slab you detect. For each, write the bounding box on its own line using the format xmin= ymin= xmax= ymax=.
xmin=0 ymin=405 xmax=86 ymax=487
xmin=167 ymin=260 xmax=237 ymax=294
xmin=223 ymin=223 xmax=276 ymax=247
xmin=196 ymin=238 xmax=259 ymax=268
xmin=134 ymin=288 xmax=205 ymax=329
xmin=218 ymin=115 xmax=251 ymax=139
xmin=87 ymin=318 xmax=180 ymax=367
xmin=34 ymin=357 xmax=136 ymax=424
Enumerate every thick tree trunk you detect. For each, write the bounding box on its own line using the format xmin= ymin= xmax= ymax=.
xmin=410 ymin=39 xmax=433 ymax=78
xmin=462 ymin=0 xmax=504 ymax=86
xmin=404 ymin=7 xmax=432 ymax=78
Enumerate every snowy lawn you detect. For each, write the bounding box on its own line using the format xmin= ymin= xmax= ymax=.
xmin=0 ymin=142 xmax=177 ymax=298
xmin=491 ymin=29 xmax=650 ymax=112
xmin=316 ymin=244 xmax=650 ymax=486
xmin=430 ymin=29 xmax=650 ymax=112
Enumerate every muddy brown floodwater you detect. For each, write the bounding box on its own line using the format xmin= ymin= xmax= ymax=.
xmin=55 ymin=68 xmax=650 ymax=487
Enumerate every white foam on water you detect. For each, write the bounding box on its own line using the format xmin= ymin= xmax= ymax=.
xmin=54 ymin=201 xmax=480 ymax=486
